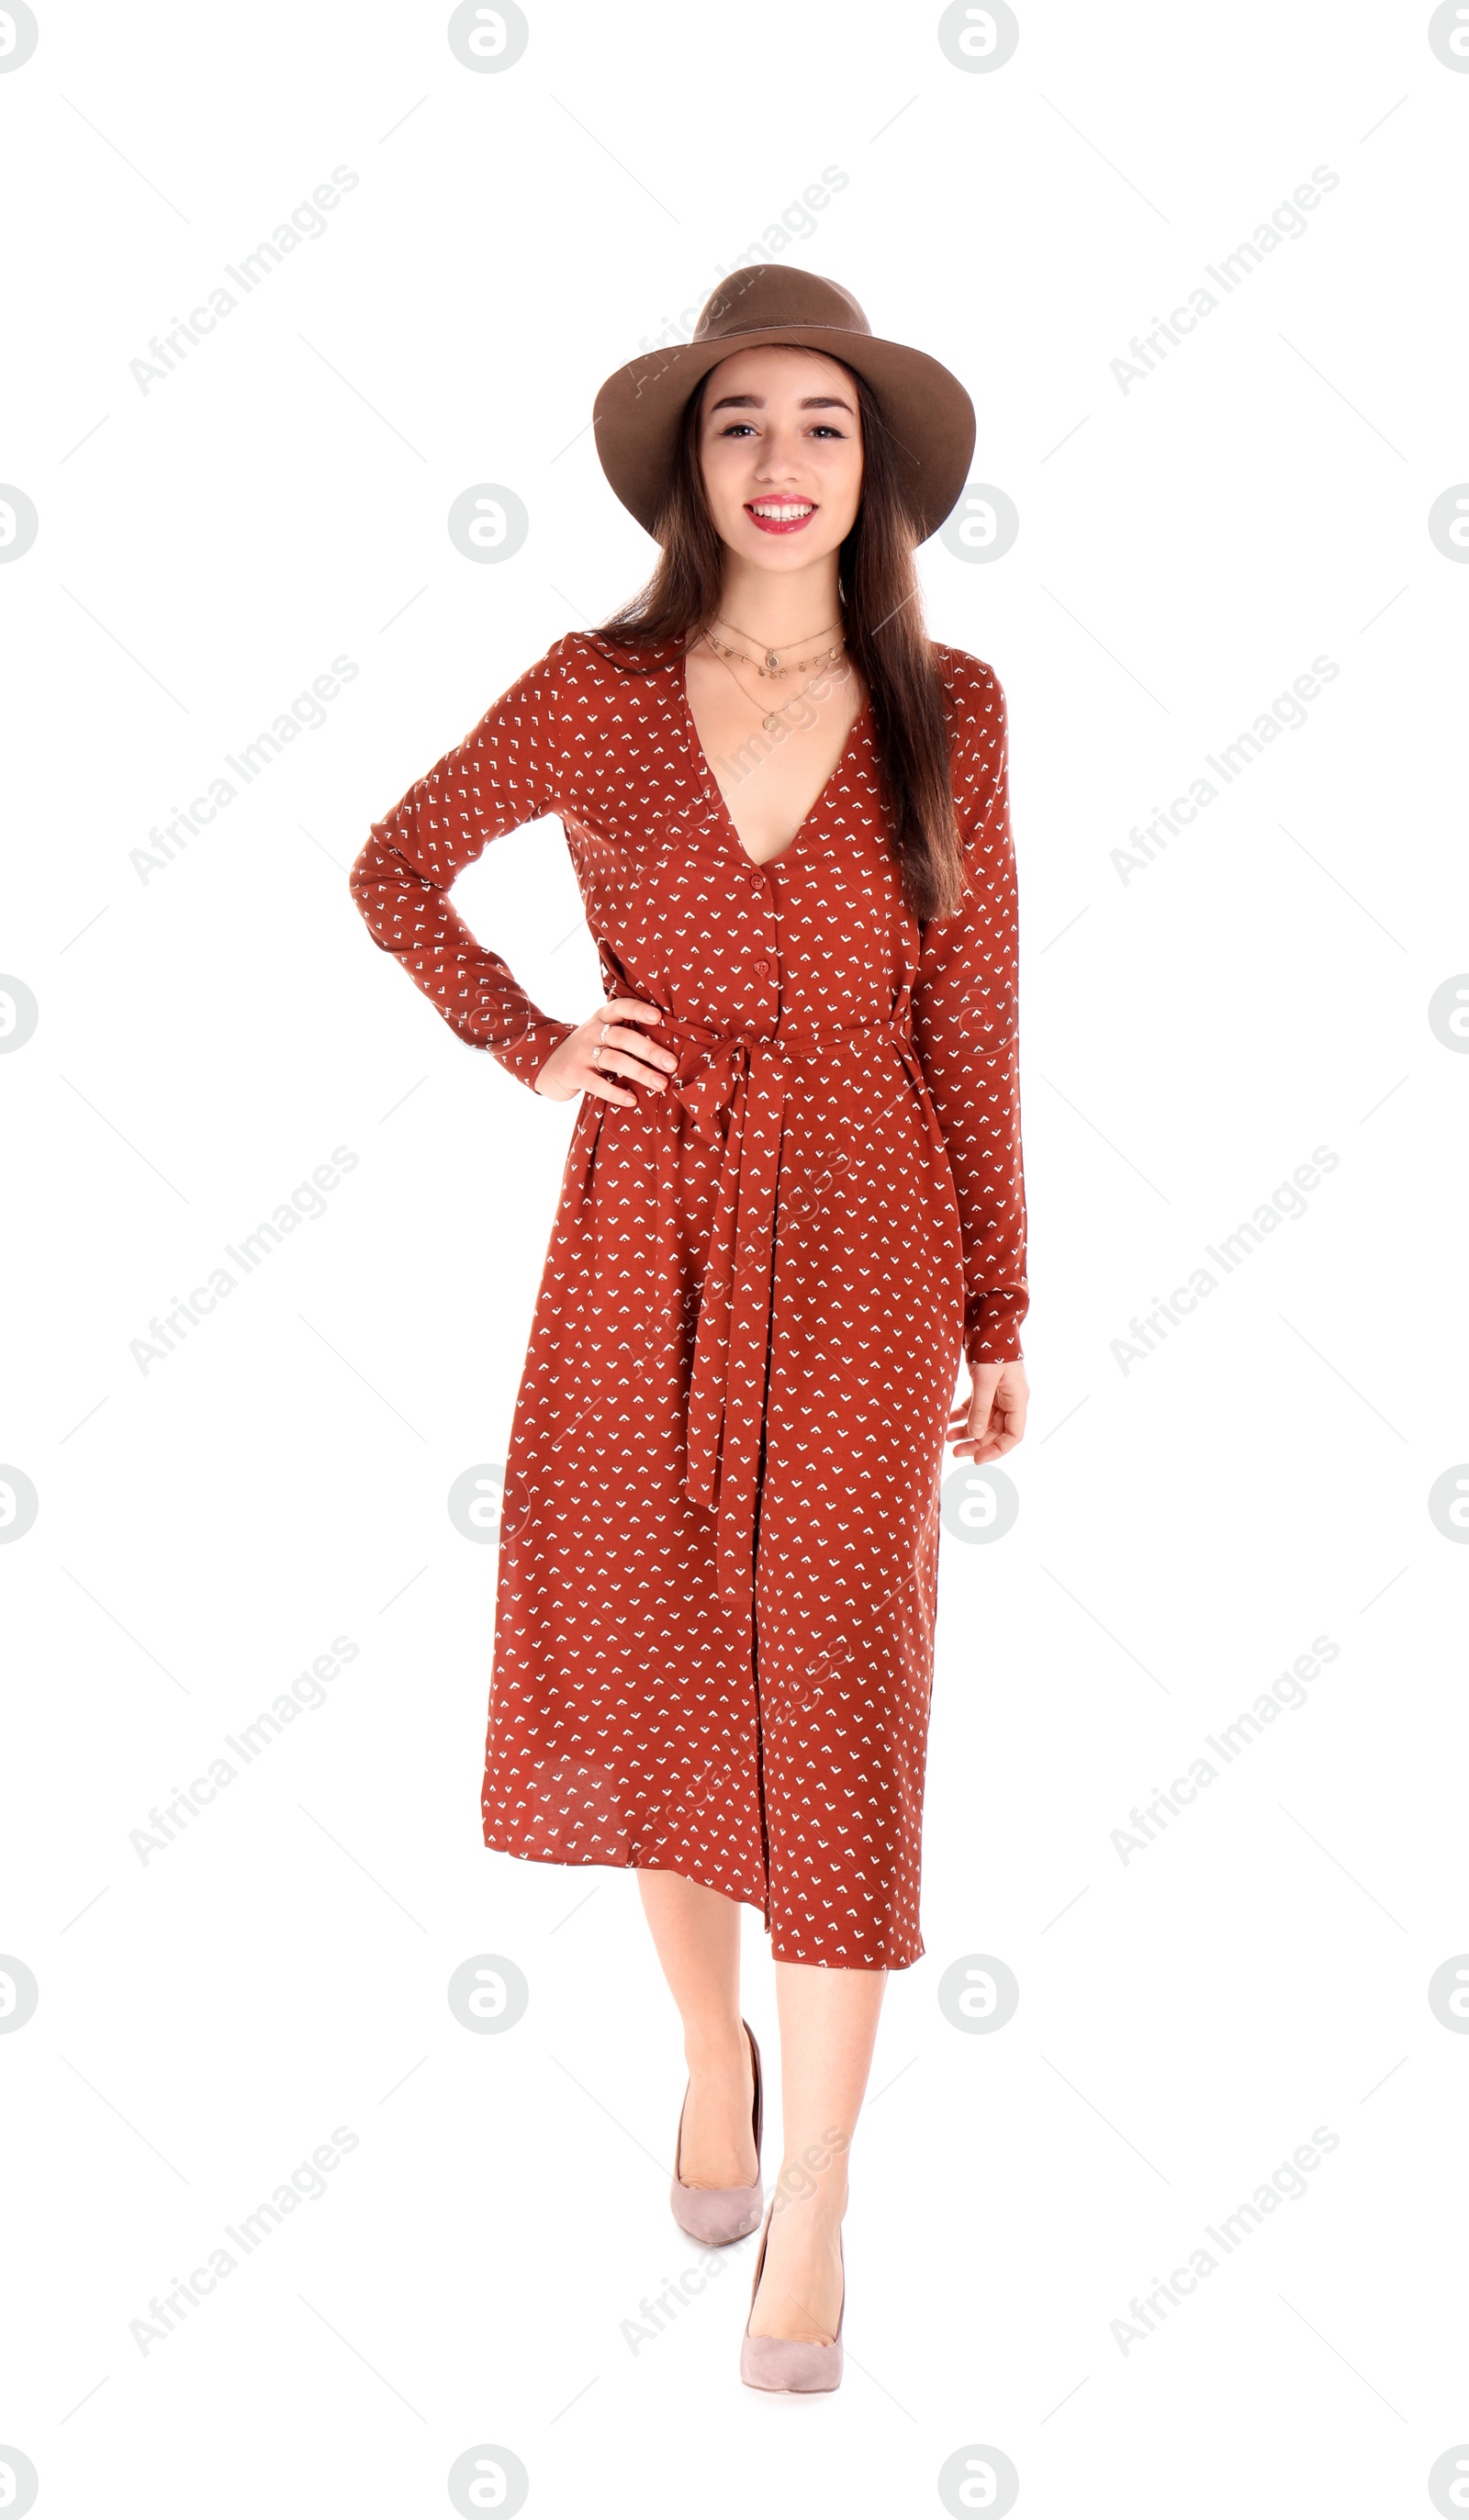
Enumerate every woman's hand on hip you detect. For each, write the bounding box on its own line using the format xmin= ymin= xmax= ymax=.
xmin=533 ymin=998 xmax=677 ymax=1106
xmin=948 ymin=1360 xmax=1028 ymax=1463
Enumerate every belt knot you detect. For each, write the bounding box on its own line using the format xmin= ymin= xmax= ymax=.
xmin=633 ymin=1002 xmax=923 ymax=1610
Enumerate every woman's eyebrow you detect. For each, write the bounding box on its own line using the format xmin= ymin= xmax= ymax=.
xmin=707 ymin=391 xmax=855 ymax=414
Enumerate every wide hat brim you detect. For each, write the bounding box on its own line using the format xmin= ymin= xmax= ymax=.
xmin=592 ymin=285 xmax=976 ymax=547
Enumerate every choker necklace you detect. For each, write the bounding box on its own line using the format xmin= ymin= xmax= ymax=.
xmin=706 ymin=619 xmax=846 ymax=681
xmin=715 ymin=610 xmax=841 ymax=654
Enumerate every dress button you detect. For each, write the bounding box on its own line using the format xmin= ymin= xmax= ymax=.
xmin=755 ymin=958 xmax=770 ymax=976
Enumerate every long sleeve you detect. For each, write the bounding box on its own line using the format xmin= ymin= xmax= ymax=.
xmin=349 ymin=634 xmax=578 ymax=1089
xmin=912 ymin=659 xmax=1029 ymax=1369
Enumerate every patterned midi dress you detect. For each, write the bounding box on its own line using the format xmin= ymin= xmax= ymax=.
xmin=349 ymin=629 xmax=1027 ymax=1968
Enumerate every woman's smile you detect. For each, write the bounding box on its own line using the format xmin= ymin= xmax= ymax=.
xmin=744 ymin=498 xmax=817 ymax=533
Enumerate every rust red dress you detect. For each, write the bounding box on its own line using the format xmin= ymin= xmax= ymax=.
xmin=350 ymin=630 xmax=1027 ymax=1968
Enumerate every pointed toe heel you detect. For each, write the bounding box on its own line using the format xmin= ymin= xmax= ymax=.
xmin=668 ymin=2019 xmax=764 ymax=2246
xmin=738 ymin=2205 xmax=846 ymax=2394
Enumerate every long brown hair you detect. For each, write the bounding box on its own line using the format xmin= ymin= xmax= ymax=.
xmin=592 ymin=357 xmax=966 ymax=920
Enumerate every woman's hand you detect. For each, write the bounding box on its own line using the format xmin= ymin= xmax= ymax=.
xmin=533 ymin=997 xmax=677 ymax=1107
xmin=948 ymin=1360 xmax=1028 ymax=1464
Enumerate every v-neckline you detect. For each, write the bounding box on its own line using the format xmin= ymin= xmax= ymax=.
xmin=676 ymin=647 xmax=871 ymax=872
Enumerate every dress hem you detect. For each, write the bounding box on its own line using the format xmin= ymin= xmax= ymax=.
xmin=480 ymin=1831 xmax=923 ymax=1970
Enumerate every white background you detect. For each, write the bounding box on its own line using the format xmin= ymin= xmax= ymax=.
xmin=3 ymin=2 xmax=1467 ymax=2513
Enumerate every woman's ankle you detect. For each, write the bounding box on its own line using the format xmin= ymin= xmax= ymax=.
xmin=767 ymin=2154 xmax=849 ymax=2234
xmin=681 ymin=2016 xmax=750 ymax=2075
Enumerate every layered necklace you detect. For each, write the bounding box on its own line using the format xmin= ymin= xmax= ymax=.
xmin=697 ymin=612 xmax=849 ymax=734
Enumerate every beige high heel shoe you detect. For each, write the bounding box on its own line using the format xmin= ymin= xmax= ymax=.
xmin=668 ymin=2019 xmax=764 ymax=2246
xmin=739 ymin=2201 xmax=846 ymax=2393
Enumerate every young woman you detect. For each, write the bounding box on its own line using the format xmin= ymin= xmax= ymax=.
xmin=350 ymin=264 xmax=1029 ymax=2393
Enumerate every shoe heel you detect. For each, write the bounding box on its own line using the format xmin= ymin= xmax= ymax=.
xmin=668 ymin=2018 xmax=764 ymax=2246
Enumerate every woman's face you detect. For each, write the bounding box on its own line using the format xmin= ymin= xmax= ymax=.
xmin=694 ymin=344 xmax=863 ymax=575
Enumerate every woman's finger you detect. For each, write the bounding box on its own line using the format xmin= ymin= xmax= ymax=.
xmin=600 ymin=1023 xmax=677 ymax=1074
xmin=602 ymin=997 xmax=666 ymax=1028
xmin=589 ymin=1044 xmax=667 ymax=1092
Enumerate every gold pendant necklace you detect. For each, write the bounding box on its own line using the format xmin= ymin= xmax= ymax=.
xmin=708 ymin=616 xmax=845 ymax=680
xmin=695 ymin=633 xmax=850 ymax=735
xmin=715 ymin=610 xmax=841 ymax=657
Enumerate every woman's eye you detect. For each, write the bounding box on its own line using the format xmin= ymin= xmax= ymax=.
xmin=716 ymin=420 xmax=847 ymax=441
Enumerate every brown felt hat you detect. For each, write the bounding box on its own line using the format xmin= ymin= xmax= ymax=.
xmin=592 ymin=263 xmax=976 ymax=546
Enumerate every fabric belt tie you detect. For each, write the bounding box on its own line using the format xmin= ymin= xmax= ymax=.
xmin=642 ymin=997 xmax=925 ymax=1612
